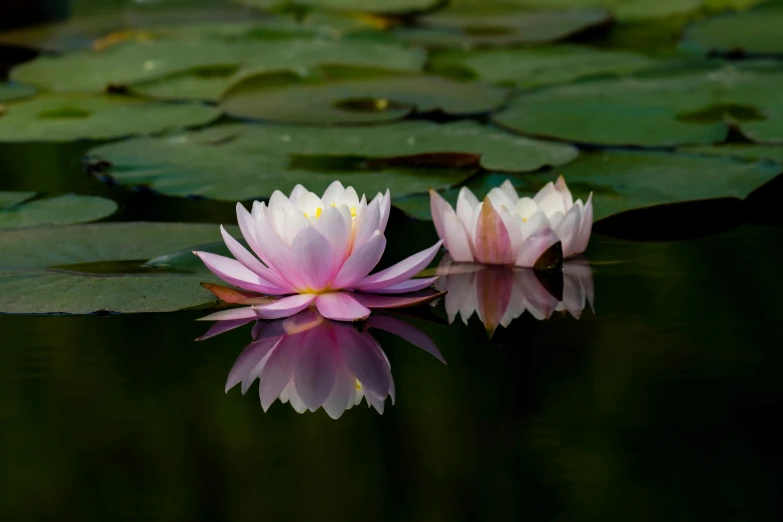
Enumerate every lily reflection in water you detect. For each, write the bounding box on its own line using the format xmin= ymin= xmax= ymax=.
xmin=435 ymin=256 xmax=594 ymax=337
xmin=198 ymin=310 xmax=444 ymax=419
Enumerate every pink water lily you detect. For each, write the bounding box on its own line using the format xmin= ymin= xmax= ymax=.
xmin=435 ymin=255 xmax=594 ymax=337
xmin=194 ymin=181 xmax=443 ymax=322
xmin=212 ymin=309 xmax=444 ymax=419
xmin=430 ymin=175 xmax=593 ymax=267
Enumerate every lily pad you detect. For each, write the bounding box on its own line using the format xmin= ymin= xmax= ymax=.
xmin=0 ymin=222 xmax=232 ymax=315
xmin=494 ymin=67 xmax=783 ymax=147
xmin=394 ymin=151 xmax=782 ymax=221
xmin=0 ymin=94 xmax=221 ymax=142
xmin=220 ymin=65 xmax=508 ymax=124
xmin=396 ymin=6 xmax=611 ymax=48
xmin=679 ymin=144 xmax=783 ymax=163
xmin=232 ymin=0 xmax=442 ymax=15
xmin=0 ymin=193 xmax=118 ymax=229
xmin=682 ymin=3 xmax=783 ymax=56
xmin=11 ymin=39 xmax=426 ymax=100
xmin=0 ymin=83 xmax=36 ymax=103
xmin=84 ymin=121 xmax=574 ymax=200
xmin=431 ymin=45 xmax=656 ymax=89
xmin=485 ymin=0 xmax=703 ymax=22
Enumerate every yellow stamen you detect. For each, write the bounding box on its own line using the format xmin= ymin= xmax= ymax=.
xmin=355 ymin=380 xmax=362 ymax=391
xmin=350 ymin=206 xmax=357 ymax=217
xmin=315 ymin=207 xmax=323 ymax=218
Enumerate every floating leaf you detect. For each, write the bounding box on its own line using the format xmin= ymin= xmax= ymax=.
xmin=233 ymin=0 xmax=442 ymax=15
xmin=0 ymin=94 xmax=220 ymax=142
xmin=11 ymin=39 xmax=425 ymax=100
xmin=431 ymin=45 xmax=656 ymax=89
xmin=0 ymin=83 xmax=36 ymax=103
xmin=220 ymin=65 xmax=508 ymax=124
xmin=679 ymin=144 xmax=783 ymax=163
xmin=394 ymin=151 xmax=782 ymax=221
xmin=488 ymin=0 xmax=703 ymax=22
xmin=682 ymin=3 xmax=783 ymax=56
xmin=0 ymin=222 xmax=232 ymax=314
xmin=396 ymin=6 xmax=611 ymax=48
xmin=494 ymin=67 xmax=783 ymax=147
xmin=0 ymin=193 xmax=118 ymax=229
xmin=84 ymin=121 xmax=571 ymax=200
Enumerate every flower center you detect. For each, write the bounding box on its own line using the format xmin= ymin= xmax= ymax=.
xmin=304 ymin=204 xmax=358 ymax=219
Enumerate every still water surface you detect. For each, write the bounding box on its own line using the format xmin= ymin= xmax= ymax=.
xmin=2 ymin=219 xmax=781 ymax=521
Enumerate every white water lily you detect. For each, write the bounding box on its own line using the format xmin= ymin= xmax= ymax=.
xmin=430 ymin=175 xmax=593 ymax=266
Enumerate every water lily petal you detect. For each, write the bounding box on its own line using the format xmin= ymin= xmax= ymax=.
xmin=255 ymin=211 xmax=304 ymax=289
xmin=444 ymin=207 xmax=474 ymax=263
xmin=322 ymin=359 xmax=355 ymax=420
xmin=555 ymin=174 xmax=574 ymax=209
xmin=322 ymin=180 xmax=345 ymax=205
xmin=378 ymin=190 xmax=391 ymax=234
xmin=197 ymin=306 xmax=259 ymax=322
xmin=226 ymin=337 xmax=281 ymax=393
xmin=353 ymin=241 xmax=443 ymax=292
xmin=574 ymin=193 xmax=593 ymax=255
xmin=500 ymin=179 xmax=520 ymax=202
xmin=313 ymin=206 xmax=351 ymax=276
xmin=364 ymin=276 xmax=438 ymax=294
xmin=354 ymin=196 xmax=381 ymax=250
xmin=515 ymin=197 xmax=539 ymax=221
xmin=476 ymin=267 xmax=514 ymax=338
xmin=429 ymin=189 xmax=451 ymax=246
xmin=220 ymin=226 xmax=295 ymax=293
xmin=535 ymin=181 xmax=567 ymax=217
xmin=253 ymin=294 xmax=316 ymax=320
xmin=340 ymin=329 xmax=390 ymax=398
xmin=339 ymin=186 xmax=361 ymax=209
xmin=332 ymin=231 xmax=386 ymax=289
xmin=289 ymin=184 xmax=308 ymax=203
xmin=258 ymin=336 xmax=299 ymax=411
xmin=516 ymin=227 xmax=562 ymax=268
xmin=196 ymin=317 xmax=256 ymax=341
xmin=294 ymin=329 xmax=337 ymax=411
xmin=475 ymin=198 xmax=514 ymax=265
xmin=456 ymin=187 xmax=480 ymax=234
xmin=516 ymin=269 xmax=560 ymax=320
xmin=350 ymin=291 xmax=444 ymax=309
xmin=236 ymin=203 xmax=260 ymax=253
xmin=315 ymin=292 xmax=372 ymax=322
xmin=366 ymin=315 xmax=445 ymax=363
xmin=193 ymin=251 xmax=286 ymax=294
xmin=556 ymin=204 xmax=582 ymax=258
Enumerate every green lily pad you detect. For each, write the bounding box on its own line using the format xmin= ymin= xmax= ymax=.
xmin=493 ymin=67 xmax=783 ymax=147
xmin=220 ymin=65 xmax=508 ymax=124
xmin=679 ymin=144 xmax=783 ymax=163
xmin=233 ymin=0 xmax=442 ymax=15
xmin=396 ymin=5 xmax=611 ymax=48
xmin=0 ymin=83 xmax=36 ymax=103
xmin=11 ymin=38 xmax=426 ymax=100
xmin=682 ymin=3 xmax=783 ymax=56
xmin=0 ymin=222 xmax=232 ymax=315
xmin=476 ymin=0 xmax=703 ymax=22
xmin=85 ymin=121 xmax=574 ymax=200
xmin=430 ymin=45 xmax=656 ymax=89
xmin=0 ymin=193 xmax=118 ymax=229
xmin=0 ymin=94 xmax=221 ymax=142
xmin=394 ymin=151 xmax=782 ymax=221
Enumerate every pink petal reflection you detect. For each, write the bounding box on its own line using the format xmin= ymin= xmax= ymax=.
xmin=206 ymin=308 xmax=443 ymax=419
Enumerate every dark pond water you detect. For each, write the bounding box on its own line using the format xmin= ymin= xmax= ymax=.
xmin=2 ymin=174 xmax=782 ymax=521
xmin=3 ymin=1 xmax=783 ymax=521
